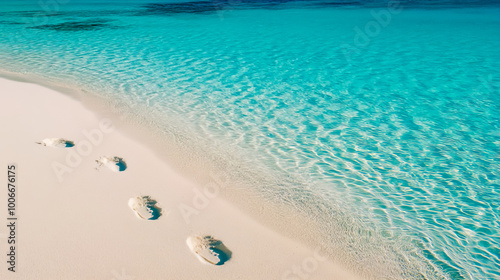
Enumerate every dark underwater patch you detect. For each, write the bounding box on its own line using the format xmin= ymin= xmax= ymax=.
xmin=28 ymin=19 xmax=114 ymax=31
xmin=312 ymin=1 xmax=361 ymax=7
xmin=139 ymin=0 xmax=497 ymax=16
xmin=0 ymin=11 xmax=65 ymax=18
xmin=141 ymin=1 xmax=226 ymax=15
xmin=138 ymin=0 xmax=500 ymax=15
xmin=0 ymin=20 xmax=24 ymax=25
xmin=138 ymin=0 xmax=317 ymax=15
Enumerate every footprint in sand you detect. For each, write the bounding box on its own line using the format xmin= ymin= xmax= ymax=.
xmin=128 ymin=196 xmax=162 ymax=220
xmin=187 ymin=235 xmax=232 ymax=265
xmin=36 ymin=138 xmax=74 ymax=148
xmin=95 ymin=156 xmax=127 ymax=172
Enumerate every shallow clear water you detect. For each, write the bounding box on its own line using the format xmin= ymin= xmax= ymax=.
xmin=1 ymin=1 xmax=499 ymax=279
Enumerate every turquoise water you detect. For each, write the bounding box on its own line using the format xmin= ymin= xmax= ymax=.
xmin=1 ymin=1 xmax=499 ymax=279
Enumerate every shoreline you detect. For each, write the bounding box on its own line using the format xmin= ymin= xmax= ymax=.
xmin=0 ymin=72 xmax=363 ymax=279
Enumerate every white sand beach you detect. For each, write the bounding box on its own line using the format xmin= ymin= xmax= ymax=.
xmin=0 ymin=75 xmax=362 ymax=280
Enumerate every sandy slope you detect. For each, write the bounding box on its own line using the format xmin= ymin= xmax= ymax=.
xmin=0 ymin=76 xmax=362 ymax=280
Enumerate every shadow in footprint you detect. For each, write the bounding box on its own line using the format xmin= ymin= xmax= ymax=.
xmin=187 ymin=235 xmax=232 ymax=265
xmin=211 ymin=240 xmax=232 ymax=265
xmin=116 ymin=158 xmax=127 ymax=171
xmin=146 ymin=199 xmax=162 ymax=220
xmin=64 ymin=141 xmax=75 ymax=147
xmin=96 ymin=156 xmax=127 ymax=172
xmin=128 ymin=196 xmax=162 ymax=220
xmin=36 ymin=138 xmax=74 ymax=148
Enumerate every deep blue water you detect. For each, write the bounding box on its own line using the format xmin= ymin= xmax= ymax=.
xmin=0 ymin=0 xmax=499 ymax=279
